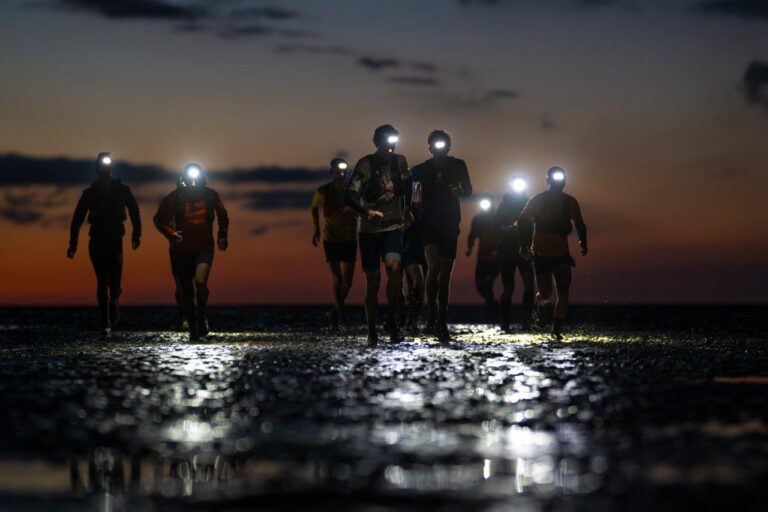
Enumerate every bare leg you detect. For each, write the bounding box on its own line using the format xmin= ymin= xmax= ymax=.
xmin=180 ymin=278 xmax=197 ymax=340
xmin=385 ymin=258 xmax=403 ymax=340
xmin=551 ymin=264 xmax=572 ymax=339
xmin=436 ymin=257 xmax=455 ymax=341
xmin=364 ymin=270 xmax=380 ymax=343
xmin=499 ymin=260 xmax=516 ymax=332
xmin=536 ymin=271 xmax=555 ymax=327
xmin=424 ymin=244 xmax=440 ymax=328
xmin=405 ymin=263 xmax=424 ymax=329
xmin=520 ymin=264 xmax=535 ymax=329
xmin=194 ymin=263 xmax=211 ymax=335
xmin=327 ymin=261 xmax=343 ymax=328
xmin=174 ymin=277 xmax=188 ymax=329
xmin=340 ymin=261 xmax=355 ymax=322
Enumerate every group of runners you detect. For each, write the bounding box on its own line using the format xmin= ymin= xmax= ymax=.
xmin=67 ymin=125 xmax=587 ymax=343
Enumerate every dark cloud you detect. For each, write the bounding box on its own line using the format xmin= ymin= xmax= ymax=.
xmin=450 ymin=88 xmax=519 ymax=108
xmin=231 ymin=6 xmax=301 ymax=21
xmin=389 ymin=76 xmax=441 ymax=87
xmin=0 ymin=154 xmax=327 ymax=186
xmin=218 ymin=24 xmax=274 ymax=39
xmin=742 ymin=60 xmax=768 ymax=106
xmin=275 ymin=44 xmax=354 ymax=56
xmin=459 ymin=0 xmax=621 ymax=6
xmin=693 ymin=0 xmax=768 ymax=20
xmin=358 ymin=57 xmax=400 ymax=71
xmin=357 ymin=56 xmax=439 ymax=74
xmin=57 ymin=0 xmax=205 ymax=20
xmin=241 ymin=191 xmax=314 ymax=210
xmin=0 ymin=208 xmax=42 ymax=225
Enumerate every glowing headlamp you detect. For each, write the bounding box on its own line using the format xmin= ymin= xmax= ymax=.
xmin=479 ymin=198 xmax=491 ymax=211
xmin=387 ymin=135 xmax=399 ymax=145
xmin=433 ymin=140 xmax=447 ymax=150
xmin=511 ymin=177 xmax=527 ymax=193
xmin=100 ymin=156 xmax=112 ymax=166
xmin=186 ymin=166 xmax=202 ymax=180
xmin=338 ymin=162 xmax=348 ymax=171
xmin=552 ymin=171 xmax=565 ymax=181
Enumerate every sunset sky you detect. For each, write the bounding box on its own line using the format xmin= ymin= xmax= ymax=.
xmin=1 ymin=0 xmax=766 ymax=305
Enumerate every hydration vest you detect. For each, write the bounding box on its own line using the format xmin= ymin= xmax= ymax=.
xmin=361 ymin=154 xmax=405 ymax=203
xmin=174 ymin=188 xmax=216 ymax=226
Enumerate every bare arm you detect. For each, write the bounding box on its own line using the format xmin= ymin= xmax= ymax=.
xmin=69 ymin=191 xmax=88 ymax=250
xmin=458 ymin=160 xmax=473 ymax=198
xmin=571 ymin=198 xmax=587 ymax=253
xmin=125 ymin=187 xmax=142 ymax=241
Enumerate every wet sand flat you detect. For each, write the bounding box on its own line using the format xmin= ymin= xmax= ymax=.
xmin=0 ymin=305 xmax=766 ymax=511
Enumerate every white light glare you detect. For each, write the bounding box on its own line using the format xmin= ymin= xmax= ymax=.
xmin=101 ymin=156 xmax=112 ymax=166
xmin=552 ymin=171 xmax=565 ymax=181
xmin=186 ymin=166 xmax=201 ymax=179
xmin=433 ymin=140 xmax=446 ymax=150
xmin=511 ymin=177 xmax=527 ymax=193
xmin=338 ymin=162 xmax=348 ymax=170
xmin=479 ymin=198 xmax=492 ymax=211
xmin=387 ymin=135 xmax=399 ymax=144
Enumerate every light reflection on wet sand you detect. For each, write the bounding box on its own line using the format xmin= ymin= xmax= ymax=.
xmin=1 ymin=311 xmax=767 ymax=510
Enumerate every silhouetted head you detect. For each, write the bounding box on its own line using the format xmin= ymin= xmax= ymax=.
xmin=509 ymin=175 xmax=528 ymax=196
xmin=428 ymin=130 xmax=451 ymax=157
xmin=373 ymin=125 xmax=399 ymax=154
xmin=547 ymin=166 xmax=566 ymax=190
xmin=95 ymin=152 xmax=113 ymax=180
xmin=180 ymin=163 xmax=207 ymax=188
xmin=330 ymin=158 xmax=349 ymax=183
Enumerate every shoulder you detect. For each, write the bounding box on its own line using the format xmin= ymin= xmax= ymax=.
xmin=354 ymin=155 xmax=374 ymax=173
xmin=449 ymin=156 xmax=467 ymax=169
xmin=394 ymin=153 xmax=408 ymax=166
xmin=205 ymin=187 xmax=221 ymax=200
xmin=410 ymin=162 xmax=426 ymax=176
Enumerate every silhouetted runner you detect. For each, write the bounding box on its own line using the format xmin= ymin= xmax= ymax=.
xmin=311 ymin=158 xmax=357 ymax=331
xmin=466 ymin=199 xmax=499 ymax=319
xmin=154 ymin=175 xmax=189 ymax=331
xmin=402 ymin=183 xmax=426 ymax=333
xmin=411 ymin=130 xmax=472 ymax=342
xmin=517 ymin=167 xmax=588 ymax=340
xmin=68 ymin=152 xmax=141 ymax=335
xmin=495 ymin=177 xmax=534 ymax=332
xmin=344 ymin=125 xmax=413 ymax=345
xmin=155 ymin=164 xmax=229 ymax=341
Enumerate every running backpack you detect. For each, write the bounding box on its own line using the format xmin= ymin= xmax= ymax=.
xmin=361 ymin=154 xmax=405 ymax=203
xmin=174 ymin=189 xmax=216 ymax=225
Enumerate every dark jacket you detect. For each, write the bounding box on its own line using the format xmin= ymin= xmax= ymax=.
xmin=70 ymin=179 xmax=141 ymax=242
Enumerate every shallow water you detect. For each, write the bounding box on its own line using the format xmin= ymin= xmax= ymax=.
xmin=0 ymin=305 xmax=766 ymax=511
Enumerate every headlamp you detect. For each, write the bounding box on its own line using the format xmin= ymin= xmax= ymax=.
xmin=433 ymin=140 xmax=446 ymax=150
xmin=100 ymin=156 xmax=112 ymax=166
xmin=186 ymin=166 xmax=202 ymax=180
xmin=511 ymin=177 xmax=527 ymax=193
xmin=338 ymin=162 xmax=348 ymax=171
xmin=387 ymin=135 xmax=399 ymax=145
xmin=552 ymin=171 xmax=565 ymax=181
xmin=479 ymin=198 xmax=491 ymax=211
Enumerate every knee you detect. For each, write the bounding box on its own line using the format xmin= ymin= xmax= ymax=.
xmin=194 ymin=278 xmax=208 ymax=290
xmin=385 ymin=260 xmax=402 ymax=274
xmin=365 ymin=271 xmax=381 ymax=291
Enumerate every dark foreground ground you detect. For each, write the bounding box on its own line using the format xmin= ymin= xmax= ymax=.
xmin=0 ymin=305 xmax=766 ymax=511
